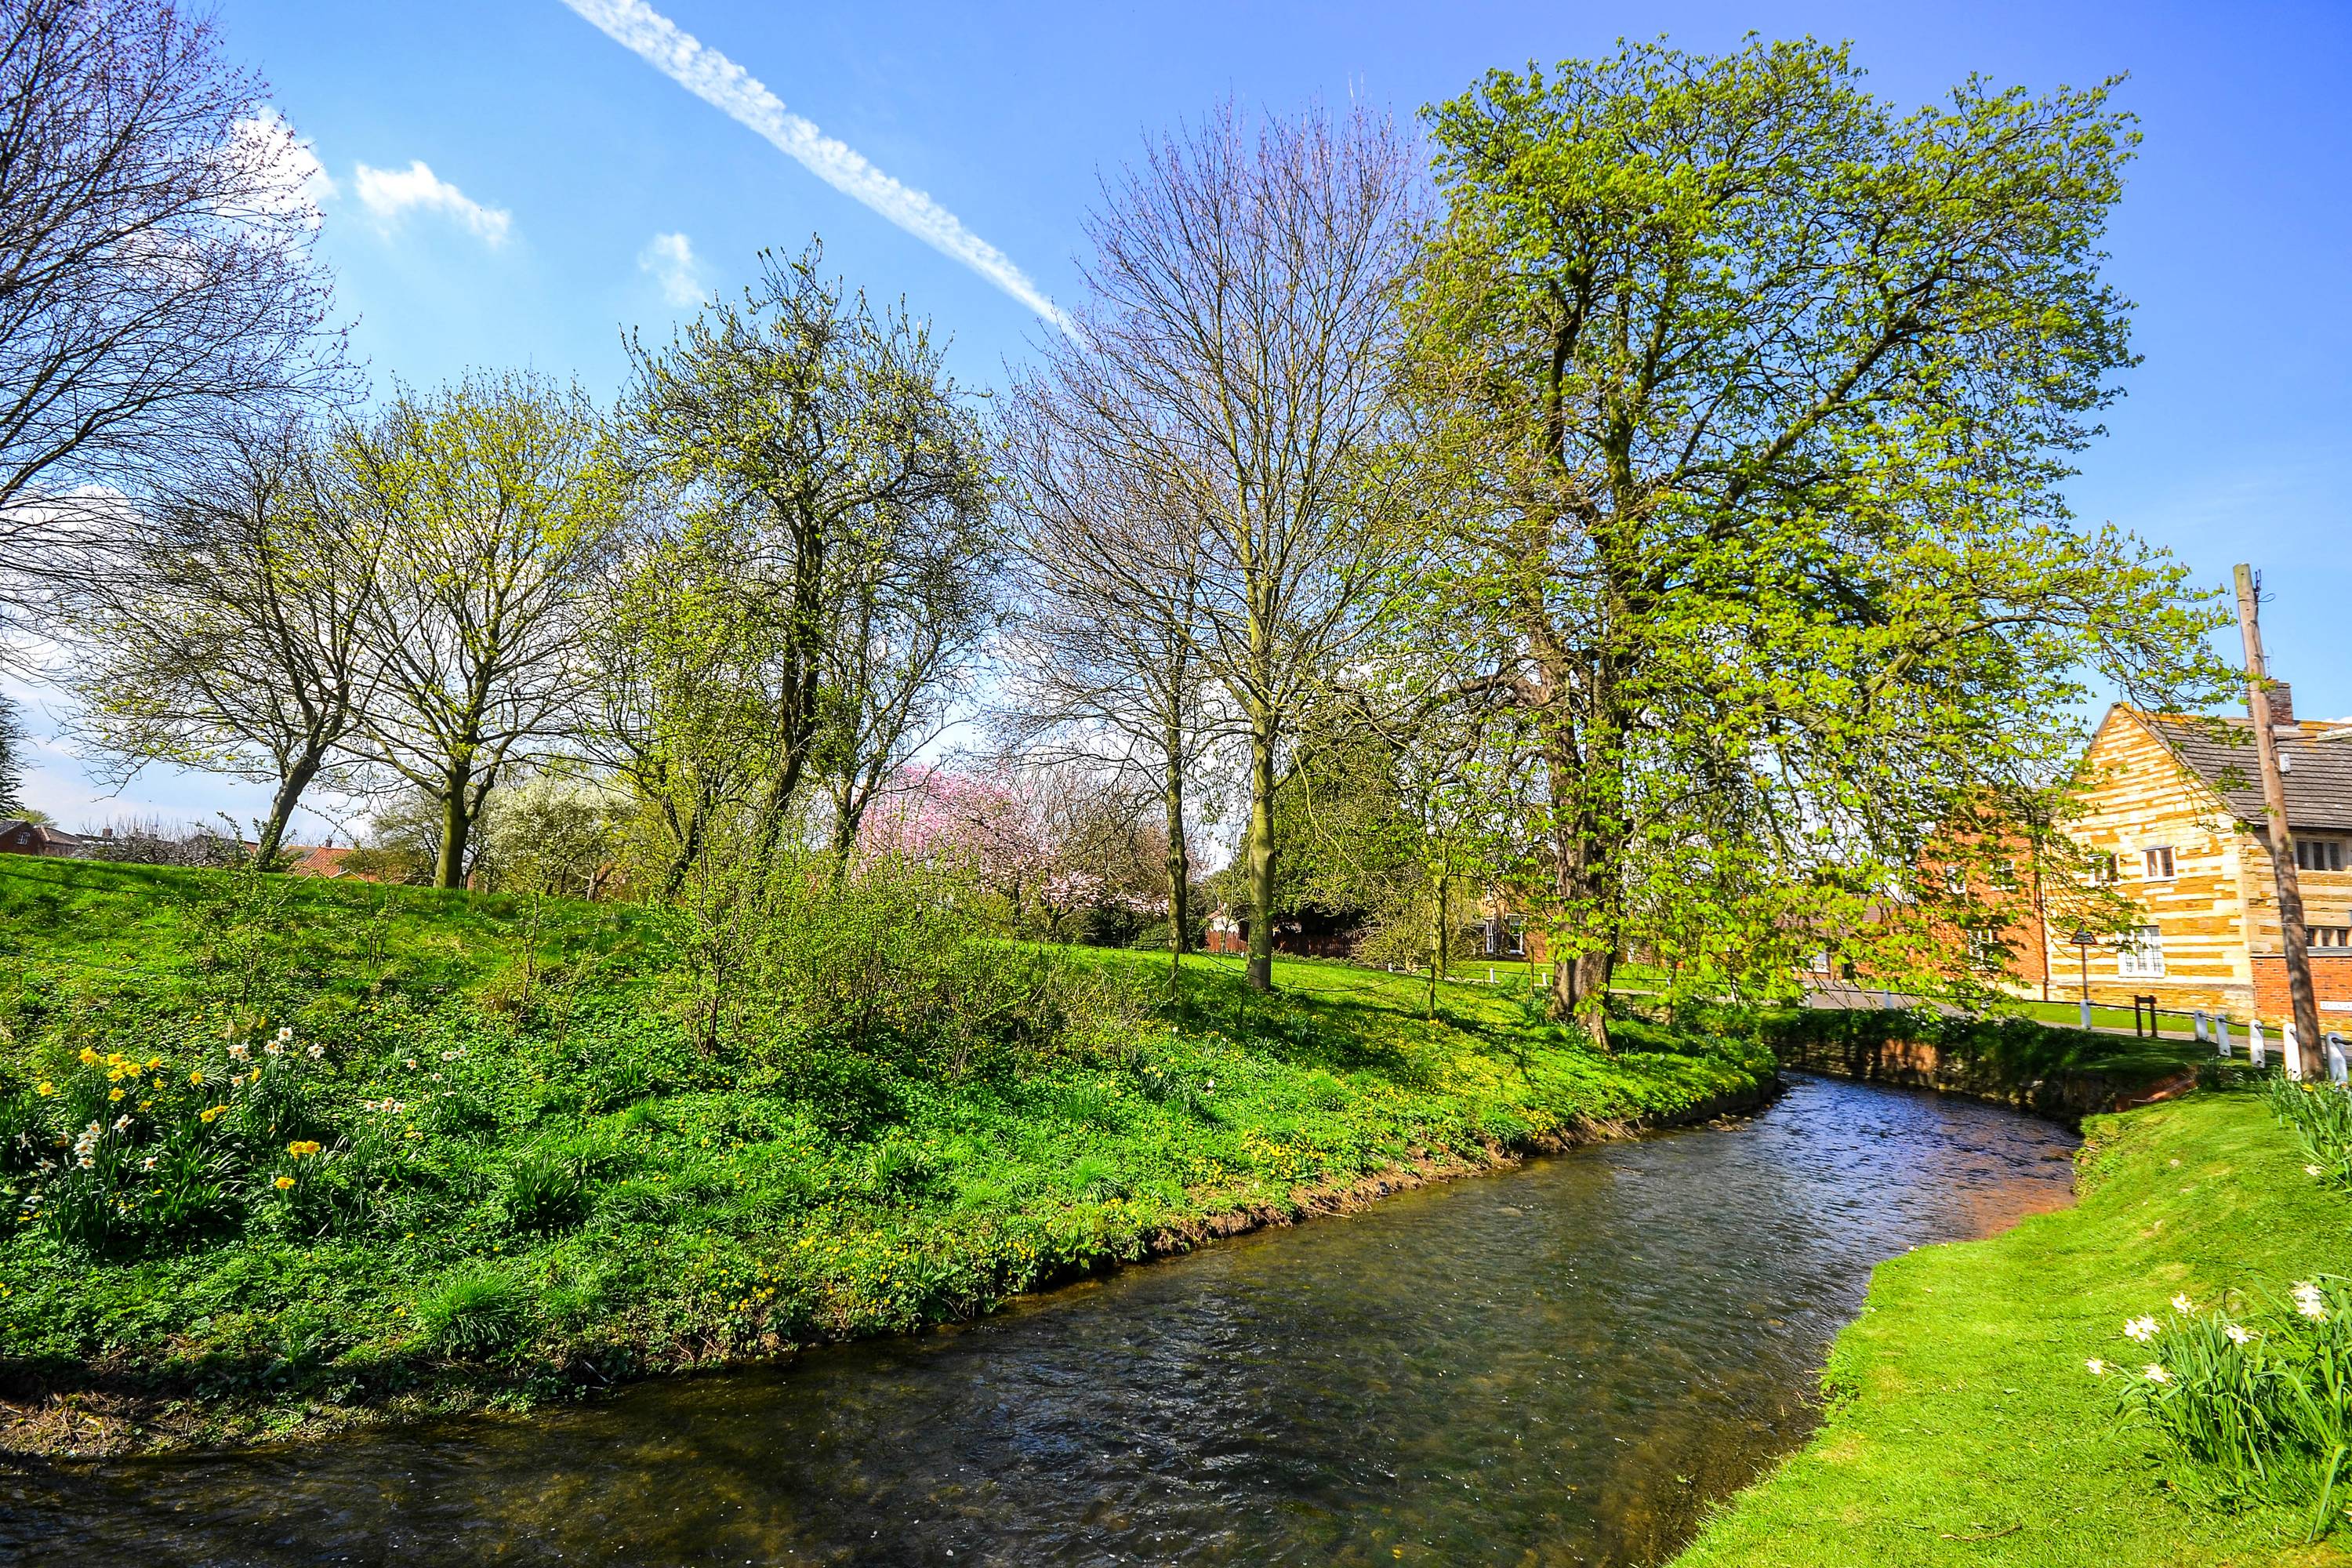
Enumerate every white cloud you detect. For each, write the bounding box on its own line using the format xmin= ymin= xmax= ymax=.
xmin=639 ymin=230 xmax=703 ymax=305
xmin=557 ymin=0 xmax=1073 ymax=335
xmin=352 ymin=160 xmax=512 ymax=247
xmin=227 ymin=107 xmax=336 ymax=229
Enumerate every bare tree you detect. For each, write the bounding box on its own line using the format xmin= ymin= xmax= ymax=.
xmin=0 ymin=0 xmax=344 ymax=631
xmin=1000 ymin=375 xmax=1219 ymax=979
xmin=1066 ymin=101 xmax=1420 ymax=991
xmin=64 ymin=416 xmax=378 ymax=864
xmin=343 ymin=372 xmax=626 ymax=889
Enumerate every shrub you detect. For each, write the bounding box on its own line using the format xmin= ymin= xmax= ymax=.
xmin=2272 ymin=1078 xmax=2352 ymax=1187
xmin=500 ymin=1149 xmax=590 ymax=1233
xmin=2107 ymin=1278 xmax=2352 ymax=1540
xmin=416 ymin=1268 xmax=530 ymax=1356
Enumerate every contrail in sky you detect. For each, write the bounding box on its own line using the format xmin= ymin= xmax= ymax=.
xmin=557 ymin=0 xmax=1074 ymax=334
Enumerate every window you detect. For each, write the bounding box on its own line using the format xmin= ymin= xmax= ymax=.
xmin=2092 ymin=852 xmax=2118 ymax=886
xmin=2116 ymin=924 xmax=2165 ymax=978
xmin=2314 ymin=927 xmax=2352 ymax=949
xmin=1943 ymin=864 xmax=1969 ymax=895
xmin=2295 ymin=839 xmax=2347 ymax=873
xmin=1483 ymin=918 xmax=1525 ymax=957
xmin=1966 ymin=927 xmax=2004 ymax=967
xmin=2143 ymin=846 xmax=2176 ymax=881
xmin=1993 ymin=858 xmax=2021 ymax=891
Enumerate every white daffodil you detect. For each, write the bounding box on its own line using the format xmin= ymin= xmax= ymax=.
xmin=2086 ymin=1358 xmax=2107 ymax=1375
xmin=2124 ymin=1316 xmax=2161 ymax=1342
xmin=2171 ymin=1294 xmax=2194 ymax=1315
xmin=2227 ymin=1324 xmax=2253 ymax=1345
xmin=2144 ymin=1364 xmax=2171 ymax=1384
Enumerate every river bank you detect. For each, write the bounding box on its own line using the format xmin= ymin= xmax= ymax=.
xmin=0 ymin=858 xmax=1773 ymax=1458
xmin=1672 ymin=1088 xmax=2352 ymax=1567
xmin=3 ymin=1073 xmax=2065 ymax=1566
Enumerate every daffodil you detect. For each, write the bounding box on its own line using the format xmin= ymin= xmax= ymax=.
xmin=2143 ymin=1364 xmax=2171 ymax=1384
xmin=2171 ymin=1294 xmax=2194 ymax=1314
xmin=274 ymin=1175 xmax=296 ymax=1190
xmin=33 ymin=1081 xmax=52 ymax=1097
xmin=2124 ymin=1316 xmax=2161 ymax=1342
xmin=2085 ymin=1358 xmax=2106 ymax=1375
xmin=2226 ymin=1324 xmax=2253 ymax=1345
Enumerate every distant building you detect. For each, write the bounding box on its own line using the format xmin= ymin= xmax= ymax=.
xmin=1202 ymin=905 xmax=1362 ymax=959
xmin=0 ymin=820 xmax=93 ymax=858
xmin=2030 ymin=691 xmax=2352 ymax=1025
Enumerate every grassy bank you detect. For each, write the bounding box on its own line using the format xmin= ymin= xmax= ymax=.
xmin=1674 ymin=1089 xmax=2352 ymax=1567
xmin=0 ymin=858 xmax=1769 ymax=1454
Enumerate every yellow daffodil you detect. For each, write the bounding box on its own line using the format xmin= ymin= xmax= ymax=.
xmin=286 ymin=1140 xmax=321 ymax=1158
xmin=274 ymin=1175 xmax=296 ymax=1190
xmin=34 ymin=1081 xmax=53 ymax=1097
xmin=107 ymin=1087 xmax=125 ymax=1102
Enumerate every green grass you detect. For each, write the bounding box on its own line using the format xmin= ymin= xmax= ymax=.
xmin=1673 ymin=1090 xmax=2352 ymax=1568
xmin=0 ymin=857 xmax=1769 ymax=1450
xmin=2014 ymin=998 xmax=2205 ymax=1033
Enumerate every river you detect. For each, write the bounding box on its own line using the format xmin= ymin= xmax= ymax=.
xmin=2 ymin=1073 xmax=2078 ymax=1567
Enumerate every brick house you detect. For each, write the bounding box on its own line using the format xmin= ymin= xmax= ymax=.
xmin=0 ymin=820 xmax=92 ymax=858
xmin=2027 ymin=692 xmax=2352 ymax=1025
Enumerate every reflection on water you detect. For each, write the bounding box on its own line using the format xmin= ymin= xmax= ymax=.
xmin=3 ymin=1074 xmax=2077 ymax=1567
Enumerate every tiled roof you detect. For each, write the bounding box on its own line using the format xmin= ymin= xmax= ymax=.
xmin=2143 ymin=714 xmax=2352 ymax=833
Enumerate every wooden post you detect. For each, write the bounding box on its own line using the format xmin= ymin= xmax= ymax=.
xmin=2234 ymin=564 xmax=2323 ymax=1076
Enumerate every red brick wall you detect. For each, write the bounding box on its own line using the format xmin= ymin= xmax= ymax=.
xmin=2252 ymin=954 xmax=2352 ymax=1030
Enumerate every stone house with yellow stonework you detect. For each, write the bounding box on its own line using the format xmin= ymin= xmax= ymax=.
xmin=2034 ymin=691 xmax=2352 ymax=1026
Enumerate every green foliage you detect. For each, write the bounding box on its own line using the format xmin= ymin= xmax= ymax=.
xmin=2270 ymin=1077 xmax=2352 ymax=1188
xmin=1406 ymin=38 xmax=2234 ymax=1025
xmin=2108 ymin=1280 xmax=2352 ymax=1539
xmin=416 ymin=1268 xmax=530 ymax=1356
xmin=1743 ymin=1003 xmax=2210 ymax=1087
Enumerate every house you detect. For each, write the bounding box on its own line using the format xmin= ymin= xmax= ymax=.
xmin=1202 ymin=905 xmax=1362 ymax=959
xmin=2027 ymin=689 xmax=2352 ymax=1025
xmin=0 ymin=819 xmax=92 ymax=858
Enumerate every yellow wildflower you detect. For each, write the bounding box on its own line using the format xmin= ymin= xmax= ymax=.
xmin=199 ymin=1104 xmax=227 ymax=1124
xmin=274 ymin=1175 xmax=296 ymax=1190
xmin=34 ymin=1081 xmax=53 ymax=1097
xmin=78 ymin=1047 xmax=99 ymax=1065
xmin=189 ymin=1069 xmax=203 ymax=1086
xmin=286 ymin=1140 xmax=321 ymax=1158
xmin=108 ymin=1087 xmax=125 ymax=1102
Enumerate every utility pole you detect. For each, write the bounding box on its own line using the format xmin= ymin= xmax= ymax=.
xmin=2234 ymin=564 xmax=2322 ymax=1076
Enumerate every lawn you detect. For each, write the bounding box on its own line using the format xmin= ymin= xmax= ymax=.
xmin=0 ymin=856 xmax=1769 ymax=1453
xmin=1673 ymin=1089 xmax=2352 ymax=1567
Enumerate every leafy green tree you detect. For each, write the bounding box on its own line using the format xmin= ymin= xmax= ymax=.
xmin=619 ymin=245 xmax=995 ymax=869
xmin=1407 ymin=39 xmax=2229 ymax=1040
xmin=343 ymin=372 xmax=626 ymax=888
xmin=64 ymin=417 xmax=378 ymax=866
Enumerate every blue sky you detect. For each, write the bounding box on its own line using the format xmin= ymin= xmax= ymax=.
xmin=18 ymin=0 xmax=2348 ymax=834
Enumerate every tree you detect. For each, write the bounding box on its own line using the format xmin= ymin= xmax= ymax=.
xmin=1406 ymin=40 xmax=2230 ymax=1041
xmin=999 ymin=367 xmax=1220 ymax=982
xmin=0 ymin=0 xmax=343 ymax=633
xmin=343 ymin=372 xmax=626 ymax=889
xmin=0 ymin=692 xmax=25 ymax=815
xmin=620 ymin=244 xmax=995 ymax=869
xmin=1065 ymin=101 xmax=1421 ymax=992
xmin=64 ymin=417 xmax=377 ymax=865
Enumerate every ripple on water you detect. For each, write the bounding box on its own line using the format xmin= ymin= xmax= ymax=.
xmin=2 ymin=1073 xmax=2078 ymax=1568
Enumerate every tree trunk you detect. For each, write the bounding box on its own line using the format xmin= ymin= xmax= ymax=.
xmin=254 ymin=749 xmax=324 ymax=869
xmin=1163 ymin=733 xmax=1190 ymax=985
xmin=435 ymin=764 xmax=474 ymax=890
xmin=1245 ymin=717 xmax=1278 ymax=993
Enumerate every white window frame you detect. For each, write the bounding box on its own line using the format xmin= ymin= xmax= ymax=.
xmin=2142 ymin=845 xmax=2177 ymax=882
xmin=2115 ymin=924 xmax=2165 ymax=978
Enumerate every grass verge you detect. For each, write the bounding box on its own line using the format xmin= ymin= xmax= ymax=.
xmin=1672 ymin=1089 xmax=2352 ymax=1568
xmin=0 ymin=857 xmax=1769 ymax=1455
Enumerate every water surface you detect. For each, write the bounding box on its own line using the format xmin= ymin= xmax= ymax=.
xmin=4 ymin=1074 xmax=2078 ymax=1566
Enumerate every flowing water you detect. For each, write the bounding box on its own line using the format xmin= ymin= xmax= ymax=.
xmin=2 ymin=1073 xmax=2078 ymax=1567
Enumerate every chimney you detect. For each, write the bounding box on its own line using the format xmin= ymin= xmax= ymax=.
xmin=2267 ymin=681 xmax=2295 ymax=725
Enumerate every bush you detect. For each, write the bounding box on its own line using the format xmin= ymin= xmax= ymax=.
xmin=416 ymin=1267 xmax=530 ymax=1356
xmin=2107 ymin=1277 xmax=2352 ymax=1540
xmin=500 ymin=1149 xmax=590 ymax=1233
